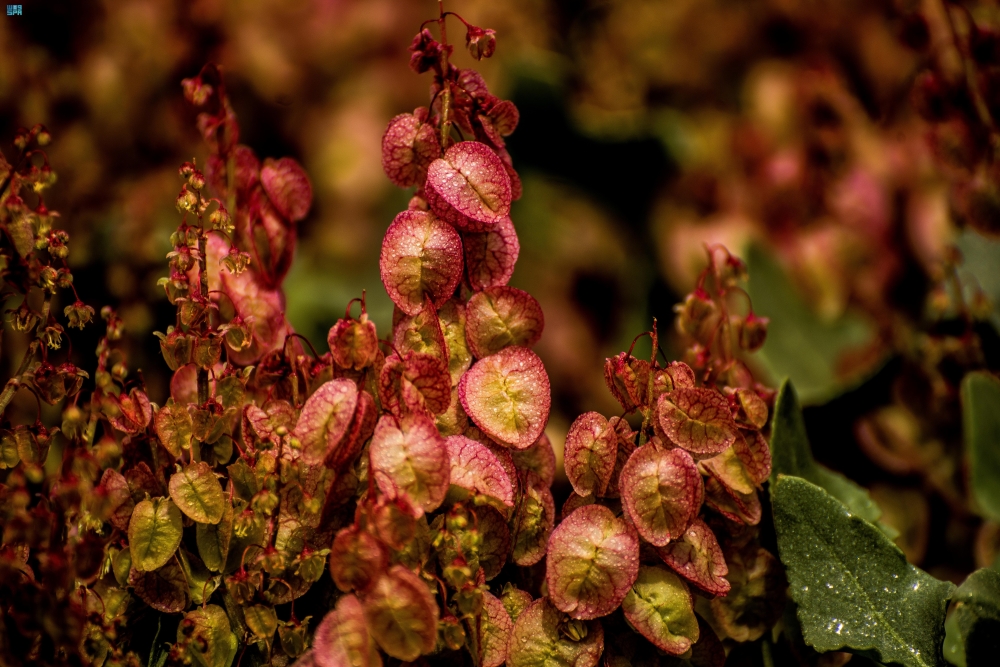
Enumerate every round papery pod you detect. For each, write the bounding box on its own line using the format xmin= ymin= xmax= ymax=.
xmin=657 ymin=388 xmax=738 ymax=458
xmin=734 ymin=430 xmax=771 ymax=485
xmin=168 ymin=461 xmax=226 ymax=524
xmin=703 ymin=474 xmax=762 ymax=526
xmin=329 ymin=526 xmax=387 ymax=593
xmin=510 ymin=432 xmax=556 ymax=487
xmin=328 ymin=314 xmax=378 ymax=371
xmin=700 ymin=446 xmax=755 ymax=496
xmin=261 ymin=157 xmax=313 ymax=223
xmin=559 ymin=492 xmax=596 ymax=522
xmin=545 ymin=504 xmax=639 ymax=620
xmin=462 ymin=216 xmax=519 ymax=292
xmin=424 ymin=141 xmax=511 ymax=227
xmin=362 ymin=565 xmax=439 ymax=662
xmin=326 ymin=390 xmax=377 ymax=473
xmin=734 ymin=388 xmax=768 ymax=429
xmin=445 ymin=435 xmax=515 ymax=508
xmin=496 ymin=146 xmax=522 ymax=201
xmin=479 ymin=437 xmax=520 ymax=511
xmin=291 ymin=379 xmax=359 ymax=465
xmin=100 ymin=469 xmax=135 ymax=531
xmin=381 ymin=109 xmax=441 ymax=188
xmin=379 ymin=210 xmax=463 ymax=316
xmin=564 ymin=412 xmax=618 ymax=498
xmin=378 ymin=352 xmax=452 ymax=417
xmin=602 ymin=417 xmax=636 ymax=500
xmin=459 ymin=346 xmax=551 ymax=450
xmin=507 ymin=599 xmax=604 ymax=667
xmin=314 ymin=594 xmax=383 ymax=667
xmin=476 ymin=505 xmax=512 ymax=580
xmin=438 ymin=299 xmax=472 ymax=386
xmin=511 ymin=471 xmax=556 ymax=566
xmin=393 ymin=298 xmax=448 ymax=361
xmin=128 ymin=497 xmax=184 ymax=571
xmin=621 ymin=565 xmax=700 ymax=655
xmin=481 ymin=591 xmax=513 ymax=667
xmin=435 ymin=387 xmax=469 ymax=436
xmin=620 ymin=445 xmax=703 ymax=547
xmin=370 ymin=413 xmax=449 ymax=515
xmin=465 ymin=286 xmax=544 ymax=359
xmin=501 ymin=585 xmax=533 ymax=622
xmin=655 ymin=517 xmax=730 ymax=597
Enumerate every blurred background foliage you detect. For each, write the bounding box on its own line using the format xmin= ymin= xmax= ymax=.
xmin=4 ymin=0 xmax=1000 ymax=586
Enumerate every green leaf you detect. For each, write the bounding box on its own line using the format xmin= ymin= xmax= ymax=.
xmin=154 ymin=399 xmax=194 ymax=458
xmin=169 ymin=461 xmax=226 ymax=524
xmin=772 ymin=475 xmax=955 ymax=667
xmin=128 ymin=497 xmax=184 ymax=572
xmin=244 ymin=604 xmax=278 ymax=642
xmin=196 ymin=497 xmax=233 ymax=572
xmin=962 ymin=372 xmax=1000 ymax=522
xmin=944 ymin=568 xmax=1000 ymax=667
xmin=769 ymin=379 xmax=886 ymax=529
xmin=745 ymin=244 xmax=882 ymax=404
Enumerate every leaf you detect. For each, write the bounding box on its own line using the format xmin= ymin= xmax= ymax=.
xmin=546 ymin=504 xmax=639 ymax=620
xmin=481 ymin=591 xmax=513 ymax=667
xmin=425 ymin=141 xmax=512 ymax=227
xmin=745 ymin=243 xmax=882 ymax=404
xmin=381 ymin=109 xmax=440 ymax=188
xmin=962 ymin=372 xmax=1000 ymax=522
xmin=620 ymin=445 xmax=703 ymax=547
xmin=169 ymin=462 xmax=226 ymax=524
xmin=507 ymin=598 xmax=604 ymax=667
xmin=261 ymin=157 xmax=313 ymax=222
xmin=363 ymin=565 xmax=439 ymax=661
xmin=292 ymin=379 xmax=359 ymax=465
xmin=129 ymin=557 xmax=190 ymax=613
xmin=329 ymin=526 xmax=387 ymax=593
xmin=314 ymin=594 xmax=383 ymax=667
xmin=459 ymin=346 xmax=551 ymax=450
xmin=655 ymin=517 xmax=730 ymax=597
xmin=178 ymin=603 xmax=239 ymax=667
xmin=370 ymin=413 xmax=450 ymax=514
xmin=463 ymin=216 xmax=520 ymax=292
xmin=464 ymin=286 xmax=544 ymax=359
xmin=769 ymin=380 xmax=884 ymax=526
xmin=445 ymin=435 xmax=515 ymax=506
xmin=621 ymin=565 xmax=699 ymax=655
xmin=563 ymin=412 xmax=617 ymax=498
xmin=379 ymin=209 xmax=463 ymax=316
xmin=245 ymin=604 xmax=278 ymax=642
xmin=128 ymin=498 xmax=184 ymax=572
xmin=512 ymin=471 xmax=556 ymax=566
xmin=196 ymin=496 xmax=233 ymax=572
xmin=772 ymin=475 xmax=955 ymax=667
xmin=154 ymin=399 xmax=194 ymax=458
xmin=657 ymin=388 xmax=737 ymax=457
xmin=945 ymin=568 xmax=1000 ymax=667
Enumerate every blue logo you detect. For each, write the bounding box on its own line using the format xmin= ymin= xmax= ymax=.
xmin=6 ymin=5 xmax=22 ymax=15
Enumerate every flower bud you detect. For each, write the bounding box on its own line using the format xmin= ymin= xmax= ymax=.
xmin=440 ymin=616 xmax=466 ymax=651
xmin=39 ymin=266 xmax=59 ymax=292
xmin=41 ymin=323 xmax=64 ymax=349
xmin=181 ymin=76 xmax=213 ymax=107
xmin=675 ymin=288 xmax=717 ymax=337
xmin=221 ymin=247 xmax=251 ymax=275
xmin=176 ymin=185 xmax=198 ymax=213
xmin=8 ymin=302 xmax=40 ymax=332
xmin=155 ymin=327 xmax=194 ymax=371
xmin=188 ymin=170 xmax=206 ymax=191
xmin=466 ymin=25 xmax=497 ymax=60
xmin=209 ymin=206 xmax=234 ymax=235
xmin=739 ymin=312 xmax=769 ymax=352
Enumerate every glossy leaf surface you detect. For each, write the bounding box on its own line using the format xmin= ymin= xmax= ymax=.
xmin=363 ymin=565 xmax=439 ymax=661
xmin=128 ymin=498 xmax=184 ymax=572
xmin=621 ymin=565 xmax=699 ymax=655
xmin=620 ymin=445 xmax=703 ymax=547
xmin=379 ymin=210 xmax=463 ymax=316
xmin=370 ymin=413 xmax=449 ymax=514
xmin=507 ymin=599 xmax=604 ymax=667
xmin=292 ymin=379 xmax=359 ymax=465
xmin=962 ymin=372 xmax=1000 ymax=523
xmin=464 ymin=286 xmax=543 ymax=359
xmin=657 ymin=388 xmax=737 ymax=457
xmin=168 ymin=461 xmax=226 ymax=524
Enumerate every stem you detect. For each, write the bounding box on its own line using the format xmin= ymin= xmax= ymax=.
xmin=197 ymin=214 xmax=210 ymax=406
xmin=941 ymin=0 xmax=999 ymax=152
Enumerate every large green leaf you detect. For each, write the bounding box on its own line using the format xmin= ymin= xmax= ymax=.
xmin=745 ymin=244 xmax=881 ymax=404
xmin=128 ymin=497 xmax=184 ymax=572
xmin=169 ymin=461 xmax=226 ymax=524
xmin=944 ymin=568 xmax=1000 ymax=667
xmin=961 ymin=372 xmax=1000 ymax=522
xmin=772 ymin=475 xmax=955 ymax=667
xmin=769 ymin=379 xmax=884 ymax=528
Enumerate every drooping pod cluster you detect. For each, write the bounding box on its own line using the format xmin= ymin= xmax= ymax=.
xmin=301 ymin=9 xmax=555 ymax=667
xmin=507 ymin=247 xmax=784 ymax=666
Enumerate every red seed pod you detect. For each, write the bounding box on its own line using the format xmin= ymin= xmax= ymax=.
xmin=656 ymin=517 xmax=731 ymax=597
xmin=507 ymin=599 xmax=604 ymax=667
xmin=620 ymin=444 xmax=703 ymax=546
xmin=545 ymin=504 xmax=639 ymax=620
xmin=329 ymin=526 xmax=387 ymax=593
xmin=378 ymin=352 xmax=452 ymax=417
xmin=459 ymin=346 xmax=551 ymax=450
xmin=563 ymin=412 xmax=618 ymax=498
xmin=445 ymin=435 xmax=515 ymax=508
xmin=466 ymin=25 xmax=497 ymax=60
xmin=370 ymin=413 xmax=449 ymax=514
xmin=657 ymin=387 xmax=739 ymax=458
xmin=393 ymin=297 xmax=448 ymax=361
xmin=382 ymin=108 xmax=442 ymax=188
xmin=462 ymin=215 xmax=519 ymax=292
xmin=328 ymin=313 xmax=378 ymax=371
xmin=734 ymin=429 xmax=771 ymax=484
xmin=465 ymin=286 xmax=544 ymax=359
xmin=703 ymin=474 xmax=762 ymax=526
xmin=409 ymin=28 xmax=448 ymax=74
xmin=379 ymin=210 xmax=463 ymax=316
xmin=738 ymin=312 xmax=769 ymax=352
xmin=510 ymin=432 xmax=556 ymax=487
xmin=511 ymin=471 xmax=556 ymax=566
xmin=261 ymin=157 xmax=313 ymax=222
xmin=313 ymin=595 xmax=381 ymax=667
xmin=110 ymin=388 xmax=154 ymax=435
xmin=291 ymin=379 xmax=358 ymax=465
xmin=425 ymin=141 xmax=512 ymax=227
